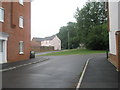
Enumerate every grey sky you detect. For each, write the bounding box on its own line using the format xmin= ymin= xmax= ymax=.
xmin=31 ymin=0 xmax=88 ymax=38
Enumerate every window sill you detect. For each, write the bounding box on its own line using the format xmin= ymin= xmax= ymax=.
xmin=19 ymin=52 xmax=24 ymax=55
xmin=19 ymin=27 xmax=24 ymax=29
xmin=20 ymin=4 xmax=24 ymax=6
xmin=0 ymin=20 xmax=4 ymax=23
xmin=19 ymin=2 xmax=24 ymax=6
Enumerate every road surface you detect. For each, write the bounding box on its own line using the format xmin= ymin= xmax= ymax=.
xmin=2 ymin=54 xmax=105 ymax=88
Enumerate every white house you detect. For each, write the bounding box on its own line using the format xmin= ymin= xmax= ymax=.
xmin=108 ymin=0 xmax=120 ymax=70
xmin=33 ymin=35 xmax=61 ymax=50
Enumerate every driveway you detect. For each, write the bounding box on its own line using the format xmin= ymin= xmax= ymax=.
xmin=2 ymin=54 xmax=105 ymax=88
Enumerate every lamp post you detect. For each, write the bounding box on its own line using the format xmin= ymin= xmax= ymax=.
xmin=67 ymin=29 xmax=70 ymax=49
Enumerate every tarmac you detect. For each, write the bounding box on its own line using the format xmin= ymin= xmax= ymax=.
xmin=2 ymin=55 xmax=88 ymax=88
xmin=0 ymin=53 xmax=119 ymax=89
xmin=80 ymin=57 xmax=119 ymax=89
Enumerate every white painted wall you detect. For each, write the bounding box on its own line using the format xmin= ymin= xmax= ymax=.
xmin=109 ymin=1 xmax=120 ymax=55
xmin=118 ymin=1 xmax=120 ymax=30
xmin=50 ymin=36 xmax=61 ymax=50
xmin=109 ymin=1 xmax=118 ymax=31
xmin=41 ymin=36 xmax=61 ymax=50
xmin=109 ymin=31 xmax=117 ymax=55
xmin=41 ymin=40 xmax=52 ymax=46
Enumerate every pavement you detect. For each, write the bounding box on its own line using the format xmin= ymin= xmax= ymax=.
xmin=1 ymin=50 xmax=62 ymax=70
xmin=80 ymin=56 xmax=119 ymax=88
xmin=0 ymin=57 xmax=49 ymax=71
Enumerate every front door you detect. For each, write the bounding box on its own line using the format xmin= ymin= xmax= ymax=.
xmin=0 ymin=40 xmax=6 ymax=63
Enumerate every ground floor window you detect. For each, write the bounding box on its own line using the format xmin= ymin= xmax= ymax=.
xmin=19 ymin=41 xmax=24 ymax=54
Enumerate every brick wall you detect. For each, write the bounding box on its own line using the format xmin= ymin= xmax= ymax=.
xmin=1 ymin=2 xmax=31 ymax=62
xmin=31 ymin=46 xmax=54 ymax=53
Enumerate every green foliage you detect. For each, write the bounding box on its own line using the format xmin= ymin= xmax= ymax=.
xmin=57 ymin=22 xmax=80 ymax=49
xmin=74 ymin=1 xmax=109 ymax=50
xmin=86 ymin=24 xmax=109 ymax=50
xmin=57 ymin=1 xmax=109 ymax=50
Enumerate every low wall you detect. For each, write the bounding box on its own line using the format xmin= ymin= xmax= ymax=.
xmin=31 ymin=46 xmax=54 ymax=52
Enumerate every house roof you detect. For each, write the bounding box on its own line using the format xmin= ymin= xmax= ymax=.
xmin=33 ymin=35 xmax=56 ymax=42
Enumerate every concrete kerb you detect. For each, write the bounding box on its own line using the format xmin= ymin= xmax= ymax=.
xmin=0 ymin=58 xmax=49 ymax=72
xmin=76 ymin=58 xmax=90 ymax=90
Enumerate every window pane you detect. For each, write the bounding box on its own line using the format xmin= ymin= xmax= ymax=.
xmin=19 ymin=16 xmax=24 ymax=28
xmin=0 ymin=40 xmax=3 ymax=52
xmin=19 ymin=41 xmax=24 ymax=53
xmin=0 ymin=8 xmax=4 ymax=22
xmin=20 ymin=43 xmax=22 ymax=52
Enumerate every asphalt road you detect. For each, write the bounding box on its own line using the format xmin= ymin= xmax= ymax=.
xmin=2 ymin=54 xmax=105 ymax=88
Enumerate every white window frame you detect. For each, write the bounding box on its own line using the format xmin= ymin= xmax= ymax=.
xmin=19 ymin=0 xmax=24 ymax=6
xmin=19 ymin=16 xmax=24 ymax=29
xmin=19 ymin=41 xmax=24 ymax=54
xmin=0 ymin=7 xmax=4 ymax=22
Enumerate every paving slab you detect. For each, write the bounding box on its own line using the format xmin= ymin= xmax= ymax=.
xmin=1 ymin=57 xmax=48 ymax=70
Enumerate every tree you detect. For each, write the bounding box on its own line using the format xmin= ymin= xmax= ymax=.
xmin=74 ymin=1 xmax=108 ymax=50
xmin=57 ymin=1 xmax=109 ymax=50
xmin=57 ymin=22 xmax=80 ymax=49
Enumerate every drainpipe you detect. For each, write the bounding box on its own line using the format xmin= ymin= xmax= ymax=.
xmin=105 ymin=0 xmax=109 ymax=59
xmin=11 ymin=0 xmax=16 ymax=28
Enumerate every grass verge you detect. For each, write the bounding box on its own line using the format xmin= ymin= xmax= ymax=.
xmin=38 ymin=49 xmax=106 ymax=56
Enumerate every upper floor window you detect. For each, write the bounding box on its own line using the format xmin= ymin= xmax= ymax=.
xmin=19 ymin=0 xmax=24 ymax=6
xmin=19 ymin=16 xmax=24 ymax=28
xmin=0 ymin=7 xmax=4 ymax=22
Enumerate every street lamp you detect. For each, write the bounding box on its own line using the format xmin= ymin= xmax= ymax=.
xmin=67 ymin=29 xmax=70 ymax=49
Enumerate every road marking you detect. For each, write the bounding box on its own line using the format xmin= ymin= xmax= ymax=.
xmin=0 ymin=58 xmax=49 ymax=72
xmin=76 ymin=58 xmax=90 ymax=90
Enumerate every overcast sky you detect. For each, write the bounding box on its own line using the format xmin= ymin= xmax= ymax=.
xmin=31 ymin=0 xmax=88 ymax=38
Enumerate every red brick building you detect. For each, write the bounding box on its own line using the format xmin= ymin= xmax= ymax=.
xmin=0 ymin=0 xmax=31 ymax=63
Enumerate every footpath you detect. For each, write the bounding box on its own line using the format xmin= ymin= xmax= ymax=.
xmin=80 ymin=57 xmax=119 ymax=89
xmin=0 ymin=57 xmax=49 ymax=72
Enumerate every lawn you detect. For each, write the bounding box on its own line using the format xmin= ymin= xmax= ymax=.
xmin=38 ymin=49 xmax=106 ymax=56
